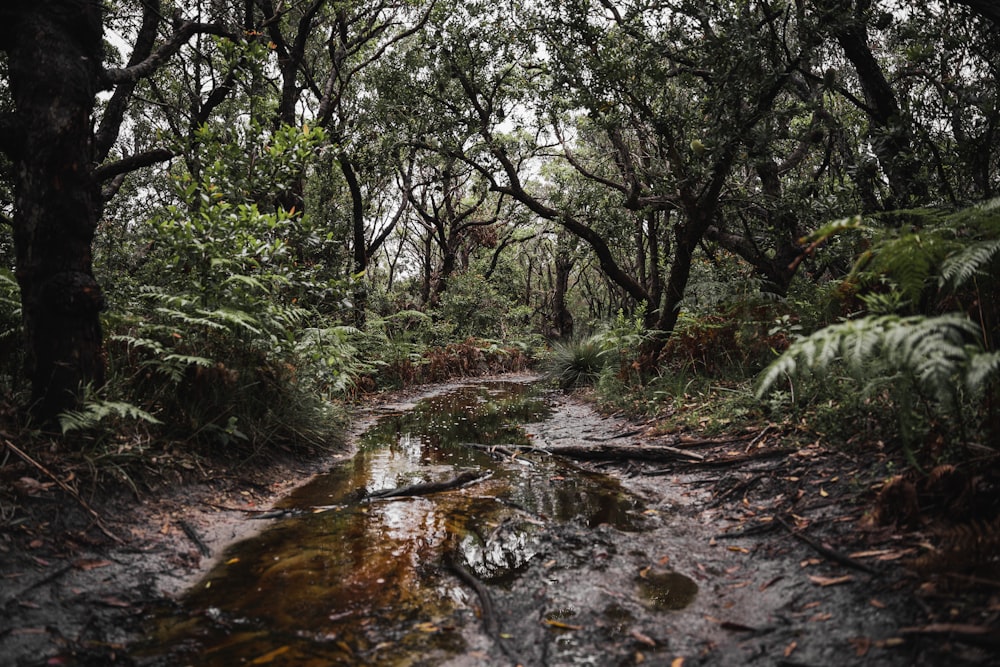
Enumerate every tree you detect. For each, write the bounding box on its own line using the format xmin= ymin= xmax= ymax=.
xmin=0 ymin=2 xmax=231 ymax=419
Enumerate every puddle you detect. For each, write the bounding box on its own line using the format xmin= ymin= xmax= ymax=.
xmin=636 ymin=569 xmax=700 ymax=611
xmin=139 ymin=381 xmax=650 ymax=665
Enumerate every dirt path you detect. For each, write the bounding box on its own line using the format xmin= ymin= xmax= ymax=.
xmin=1 ymin=378 xmax=996 ymax=666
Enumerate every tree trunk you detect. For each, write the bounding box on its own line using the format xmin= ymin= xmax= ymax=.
xmin=6 ymin=3 xmax=107 ymax=419
xmin=831 ymin=7 xmax=928 ymax=208
xmin=552 ymin=242 xmax=574 ymax=339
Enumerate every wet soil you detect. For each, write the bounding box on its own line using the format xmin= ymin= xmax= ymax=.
xmin=1 ymin=375 xmax=998 ymax=666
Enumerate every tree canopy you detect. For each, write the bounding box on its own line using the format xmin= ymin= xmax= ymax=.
xmin=0 ymin=0 xmax=997 ymax=454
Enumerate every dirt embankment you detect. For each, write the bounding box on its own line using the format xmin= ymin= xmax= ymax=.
xmin=1 ymin=379 xmax=998 ymax=666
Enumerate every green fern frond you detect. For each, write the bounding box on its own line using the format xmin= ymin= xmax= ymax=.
xmin=756 ymin=314 xmax=979 ymax=406
xmin=939 ymin=238 xmax=1000 ymax=290
xmin=966 ymin=350 xmax=1000 ymax=394
xmin=59 ymin=399 xmax=162 ymax=434
xmin=162 ymin=353 xmax=215 ymax=368
xmin=109 ymin=334 xmax=167 ymax=356
xmin=799 ymin=214 xmax=865 ymax=245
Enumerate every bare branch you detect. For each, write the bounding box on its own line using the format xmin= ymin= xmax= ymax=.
xmin=95 ymin=148 xmax=175 ymax=183
xmin=95 ymin=0 xmax=162 ymax=159
xmin=104 ymin=18 xmax=235 ymax=85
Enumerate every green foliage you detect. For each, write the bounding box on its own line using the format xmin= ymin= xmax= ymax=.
xmin=757 ymin=313 xmax=990 ymax=455
xmin=544 ymin=338 xmax=605 ymax=390
xmin=58 ymin=397 xmax=162 ymax=436
xmin=0 ymin=268 xmax=21 ymax=388
xmin=93 ymin=127 xmax=355 ymax=451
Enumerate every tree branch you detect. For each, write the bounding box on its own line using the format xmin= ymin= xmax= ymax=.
xmin=104 ymin=17 xmax=234 ymax=85
xmin=95 ymin=0 xmax=162 ymax=159
xmin=95 ymin=148 xmax=175 ymax=183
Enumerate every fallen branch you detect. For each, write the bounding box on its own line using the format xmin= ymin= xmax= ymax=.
xmin=898 ymin=623 xmax=1000 ymax=648
xmin=178 ymin=519 xmax=212 ymax=558
xmin=367 ymin=470 xmax=490 ymax=500
xmin=690 ymin=448 xmax=790 ymax=468
xmin=2 ymin=438 xmax=122 ymax=544
xmin=546 ymin=442 xmax=705 ymax=463
xmin=710 ymin=474 xmax=763 ymax=508
xmin=3 ymin=562 xmax=74 ymax=607
xmin=776 ymin=516 xmax=875 ymax=575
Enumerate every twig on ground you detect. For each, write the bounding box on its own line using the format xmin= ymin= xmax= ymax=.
xmin=2 ymin=438 xmax=123 ymax=544
xmin=776 ymin=515 xmax=876 ymax=574
xmin=2 ymin=562 xmax=74 ymax=607
xmin=178 ymin=519 xmax=212 ymax=557
xmin=710 ymin=474 xmax=763 ymax=508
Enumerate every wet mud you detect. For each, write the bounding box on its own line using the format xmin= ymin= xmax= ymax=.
xmin=1 ymin=376 xmax=995 ymax=666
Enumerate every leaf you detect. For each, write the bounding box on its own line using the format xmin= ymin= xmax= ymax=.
xmin=808 ymin=574 xmax=854 ymax=587
xmin=250 ymin=646 xmax=291 ymax=664
xmin=544 ymin=619 xmax=582 ymax=631
xmin=630 ymin=629 xmax=657 ymax=646
xmin=73 ymin=559 xmax=112 ymax=571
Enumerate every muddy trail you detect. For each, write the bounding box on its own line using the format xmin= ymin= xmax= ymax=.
xmin=2 ymin=376 xmax=997 ymax=666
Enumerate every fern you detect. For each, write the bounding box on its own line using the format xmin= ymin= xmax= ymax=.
xmin=59 ymin=399 xmax=162 ymax=434
xmin=939 ymin=238 xmax=1000 ymax=290
xmin=756 ymin=314 xmax=980 ymax=407
xmin=966 ymin=350 xmax=1000 ymax=395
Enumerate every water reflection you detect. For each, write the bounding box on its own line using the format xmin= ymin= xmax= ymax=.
xmin=141 ymin=381 xmax=645 ymax=666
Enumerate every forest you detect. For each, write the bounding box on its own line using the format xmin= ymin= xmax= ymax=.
xmin=0 ymin=0 xmax=999 ymax=661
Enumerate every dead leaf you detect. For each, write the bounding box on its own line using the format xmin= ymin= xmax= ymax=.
xmin=809 ymin=612 xmax=833 ymax=622
xmin=808 ymin=574 xmax=854 ymax=587
xmin=850 ymin=637 xmax=871 ymax=657
xmin=870 ymin=598 xmax=887 ymax=609
xmin=877 ymin=637 xmax=905 ymax=648
xmin=760 ymin=575 xmax=783 ymax=591
xmin=800 ymin=558 xmax=821 ymax=567
xmin=727 ymin=546 xmax=749 ymax=554
xmin=99 ymin=596 xmax=132 ymax=608
xmin=783 ymin=641 xmax=797 ymax=657
xmin=250 ymin=646 xmax=291 ymax=664
xmin=671 ymin=658 xmax=685 ymax=667
xmin=73 ymin=559 xmax=112 ymax=571
xmin=413 ymin=622 xmax=439 ymax=633
xmin=630 ymin=628 xmax=657 ymax=646
xmin=544 ymin=619 xmax=582 ymax=631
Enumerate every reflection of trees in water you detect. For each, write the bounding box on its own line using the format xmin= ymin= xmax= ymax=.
xmin=459 ymin=518 xmax=540 ymax=582
xmin=153 ymin=381 xmax=642 ymax=665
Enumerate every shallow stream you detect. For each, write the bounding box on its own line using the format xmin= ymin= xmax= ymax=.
xmin=140 ymin=379 xmax=696 ymax=665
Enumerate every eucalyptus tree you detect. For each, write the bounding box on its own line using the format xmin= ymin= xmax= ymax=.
xmin=0 ymin=1 xmax=237 ymax=419
xmin=400 ymin=0 xmax=819 ymax=365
